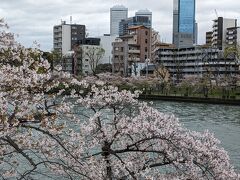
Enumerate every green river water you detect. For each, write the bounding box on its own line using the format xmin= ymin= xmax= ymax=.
xmin=152 ymin=100 xmax=240 ymax=172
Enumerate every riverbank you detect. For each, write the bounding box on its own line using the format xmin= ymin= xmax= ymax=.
xmin=139 ymin=94 xmax=240 ymax=106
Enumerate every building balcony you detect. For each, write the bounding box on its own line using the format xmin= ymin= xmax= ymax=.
xmin=54 ymin=34 xmax=62 ymax=38
xmin=54 ymin=46 xmax=62 ymax=49
xmin=128 ymin=57 xmax=140 ymax=62
xmin=54 ymin=40 xmax=62 ymax=43
xmin=227 ymin=31 xmax=234 ymax=35
xmin=227 ymin=41 xmax=234 ymax=45
xmin=54 ymin=28 xmax=62 ymax=33
xmin=227 ymin=36 xmax=234 ymax=40
xmin=129 ymin=49 xmax=140 ymax=54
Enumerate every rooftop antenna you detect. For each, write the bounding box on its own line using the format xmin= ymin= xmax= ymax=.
xmin=70 ymin=16 xmax=72 ymax=24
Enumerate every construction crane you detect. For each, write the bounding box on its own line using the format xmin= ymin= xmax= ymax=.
xmin=214 ymin=9 xmax=219 ymax=19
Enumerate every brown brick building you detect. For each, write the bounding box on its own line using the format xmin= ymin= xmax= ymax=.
xmin=112 ymin=25 xmax=151 ymax=76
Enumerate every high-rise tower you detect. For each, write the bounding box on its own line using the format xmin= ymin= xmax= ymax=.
xmin=110 ymin=5 xmax=128 ymax=36
xmin=172 ymin=0 xmax=196 ymax=48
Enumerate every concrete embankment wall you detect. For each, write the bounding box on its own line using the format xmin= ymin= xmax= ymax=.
xmin=138 ymin=95 xmax=240 ymax=106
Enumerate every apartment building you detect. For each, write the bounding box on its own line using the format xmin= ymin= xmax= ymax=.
xmin=211 ymin=17 xmax=237 ymax=50
xmin=98 ymin=34 xmax=117 ymax=64
xmin=226 ymin=27 xmax=240 ymax=46
xmin=119 ymin=16 xmax=151 ymax=36
xmin=53 ymin=21 xmax=85 ymax=55
xmin=60 ymin=37 xmax=102 ymax=76
xmin=157 ymin=45 xmax=239 ymax=78
xmin=112 ymin=26 xmax=151 ymax=76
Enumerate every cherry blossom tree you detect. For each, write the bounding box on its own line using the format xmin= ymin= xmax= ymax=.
xmin=0 ymin=18 xmax=239 ymax=179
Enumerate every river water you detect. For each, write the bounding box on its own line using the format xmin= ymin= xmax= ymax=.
xmin=152 ymin=100 xmax=240 ymax=172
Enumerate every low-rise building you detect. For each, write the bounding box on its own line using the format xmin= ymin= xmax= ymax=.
xmin=98 ymin=34 xmax=117 ymax=65
xmin=61 ymin=44 xmax=104 ymax=76
xmin=61 ymin=50 xmax=82 ymax=75
xmin=157 ymin=45 xmax=239 ymax=79
xmin=206 ymin=31 xmax=212 ymax=46
xmin=81 ymin=45 xmax=104 ymax=76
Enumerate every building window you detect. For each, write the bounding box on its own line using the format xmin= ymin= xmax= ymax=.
xmin=145 ymin=47 xmax=148 ymax=52
xmin=85 ymin=65 xmax=89 ymax=68
xmin=145 ymin=31 xmax=148 ymax=36
xmin=145 ymin=39 xmax=148 ymax=43
xmin=72 ymin=26 xmax=77 ymax=30
xmin=85 ymin=59 xmax=89 ymax=62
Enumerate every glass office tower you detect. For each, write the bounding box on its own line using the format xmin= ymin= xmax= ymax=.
xmin=179 ymin=0 xmax=195 ymax=34
xmin=173 ymin=0 xmax=196 ymax=48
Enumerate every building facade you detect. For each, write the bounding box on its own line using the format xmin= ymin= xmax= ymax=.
xmin=79 ymin=38 xmax=100 ymax=45
xmin=211 ymin=17 xmax=237 ymax=50
xmin=157 ymin=45 xmax=239 ymax=79
xmin=61 ymin=50 xmax=82 ymax=76
xmin=112 ymin=26 xmax=151 ymax=76
xmin=206 ymin=31 xmax=213 ymax=45
xmin=81 ymin=45 xmax=104 ymax=76
xmin=98 ymin=34 xmax=117 ymax=64
xmin=53 ymin=21 xmax=85 ymax=55
xmin=226 ymin=27 xmax=240 ymax=46
xmin=172 ymin=0 xmax=196 ymax=48
xmin=119 ymin=16 xmax=151 ymax=36
xmin=135 ymin=9 xmax=152 ymax=27
xmin=110 ymin=5 xmax=128 ymax=36
xmin=61 ymin=44 xmax=103 ymax=76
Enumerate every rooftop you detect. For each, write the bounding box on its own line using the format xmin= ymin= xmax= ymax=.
xmin=127 ymin=25 xmax=149 ymax=30
xmin=111 ymin=5 xmax=128 ymax=9
xmin=136 ymin=9 xmax=152 ymax=14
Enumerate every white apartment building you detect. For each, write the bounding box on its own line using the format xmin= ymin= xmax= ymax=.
xmin=110 ymin=5 xmax=128 ymax=36
xmin=53 ymin=21 xmax=85 ymax=55
xmin=98 ymin=34 xmax=117 ymax=64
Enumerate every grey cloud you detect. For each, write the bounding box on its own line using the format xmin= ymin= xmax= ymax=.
xmin=0 ymin=0 xmax=240 ymax=51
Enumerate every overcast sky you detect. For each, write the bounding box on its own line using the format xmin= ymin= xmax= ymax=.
xmin=1 ymin=0 xmax=240 ymax=51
